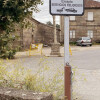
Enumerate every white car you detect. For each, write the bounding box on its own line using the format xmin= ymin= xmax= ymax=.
xmin=76 ymin=37 xmax=92 ymax=46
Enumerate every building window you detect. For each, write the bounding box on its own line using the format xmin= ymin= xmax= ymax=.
xmin=88 ymin=12 xmax=93 ymax=21
xmin=70 ymin=16 xmax=75 ymax=21
xmin=87 ymin=30 xmax=93 ymax=38
xmin=70 ymin=30 xmax=75 ymax=38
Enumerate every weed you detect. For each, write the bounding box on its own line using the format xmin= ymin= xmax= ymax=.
xmin=0 ymin=58 xmax=64 ymax=100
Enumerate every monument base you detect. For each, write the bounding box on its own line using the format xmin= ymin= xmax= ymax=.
xmin=50 ymin=43 xmax=61 ymax=56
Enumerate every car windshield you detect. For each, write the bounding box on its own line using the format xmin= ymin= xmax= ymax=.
xmin=83 ymin=37 xmax=90 ymax=40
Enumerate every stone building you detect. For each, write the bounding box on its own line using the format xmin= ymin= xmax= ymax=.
xmin=16 ymin=17 xmax=60 ymax=49
xmin=60 ymin=0 xmax=100 ymax=43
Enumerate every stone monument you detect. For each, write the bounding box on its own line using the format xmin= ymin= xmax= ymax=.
xmin=50 ymin=16 xmax=61 ymax=56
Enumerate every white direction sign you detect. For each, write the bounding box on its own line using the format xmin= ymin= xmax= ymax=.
xmin=50 ymin=0 xmax=84 ymax=16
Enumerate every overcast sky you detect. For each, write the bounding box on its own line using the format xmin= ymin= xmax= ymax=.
xmin=33 ymin=0 xmax=100 ymax=24
xmin=33 ymin=0 xmax=60 ymax=24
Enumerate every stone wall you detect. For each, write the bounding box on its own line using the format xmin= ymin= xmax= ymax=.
xmin=20 ymin=18 xmax=60 ymax=49
xmin=36 ymin=23 xmax=60 ymax=45
xmin=0 ymin=87 xmax=53 ymax=100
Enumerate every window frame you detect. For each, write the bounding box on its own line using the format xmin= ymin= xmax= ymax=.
xmin=70 ymin=16 xmax=75 ymax=21
xmin=87 ymin=12 xmax=93 ymax=21
xmin=70 ymin=30 xmax=76 ymax=38
xmin=87 ymin=30 xmax=93 ymax=38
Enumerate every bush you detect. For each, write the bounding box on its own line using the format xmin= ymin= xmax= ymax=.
xmin=70 ymin=42 xmax=76 ymax=46
xmin=0 ymin=33 xmax=18 ymax=59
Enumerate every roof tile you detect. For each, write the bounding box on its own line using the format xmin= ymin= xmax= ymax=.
xmin=85 ymin=0 xmax=100 ymax=8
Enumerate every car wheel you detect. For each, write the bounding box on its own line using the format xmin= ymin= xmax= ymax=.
xmin=90 ymin=44 xmax=92 ymax=46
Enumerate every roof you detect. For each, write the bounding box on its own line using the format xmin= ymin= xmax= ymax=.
xmin=85 ymin=0 xmax=100 ymax=8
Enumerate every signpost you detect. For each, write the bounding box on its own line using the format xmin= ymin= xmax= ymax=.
xmin=50 ymin=0 xmax=84 ymax=16
xmin=50 ymin=0 xmax=84 ymax=100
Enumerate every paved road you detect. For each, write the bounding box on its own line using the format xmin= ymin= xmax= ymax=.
xmin=16 ymin=46 xmax=100 ymax=70
xmin=71 ymin=46 xmax=100 ymax=70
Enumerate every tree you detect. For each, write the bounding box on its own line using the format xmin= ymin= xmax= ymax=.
xmin=0 ymin=0 xmax=42 ymax=31
xmin=56 ymin=24 xmax=60 ymax=29
xmin=0 ymin=0 xmax=43 ymax=59
xmin=46 ymin=21 xmax=53 ymax=26
xmin=46 ymin=21 xmax=60 ymax=29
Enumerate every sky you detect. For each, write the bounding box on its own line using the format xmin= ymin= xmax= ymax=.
xmin=33 ymin=0 xmax=60 ymax=24
xmin=33 ymin=0 xmax=100 ymax=24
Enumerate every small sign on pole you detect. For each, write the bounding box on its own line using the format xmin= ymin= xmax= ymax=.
xmin=49 ymin=0 xmax=84 ymax=100
xmin=50 ymin=0 xmax=84 ymax=16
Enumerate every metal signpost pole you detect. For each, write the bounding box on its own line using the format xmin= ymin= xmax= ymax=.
xmin=49 ymin=0 xmax=84 ymax=99
xmin=64 ymin=16 xmax=72 ymax=100
xmin=64 ymin=16 xmax=69 ymax=65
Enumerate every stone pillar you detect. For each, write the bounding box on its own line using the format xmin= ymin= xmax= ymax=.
xmin=60 ymin=16 xmax=64 ymax=43
xmin=50 ymin=16 xmax=61 ymax=56
xmin=53 ymin=16 xmax=57 ymax=44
